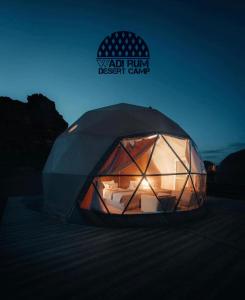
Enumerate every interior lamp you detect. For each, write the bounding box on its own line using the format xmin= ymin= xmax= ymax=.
xmin=142 ymin=178 xmax=150 ymax=190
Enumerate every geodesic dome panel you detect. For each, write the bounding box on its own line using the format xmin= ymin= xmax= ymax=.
xmin=43 ymin=103 xmax=206 ymax=222
xmin=80 ymin=134 xmax=206 ymax=215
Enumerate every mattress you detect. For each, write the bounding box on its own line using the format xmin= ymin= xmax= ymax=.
xmin=103 ymin=188 xmax=173 ymax=211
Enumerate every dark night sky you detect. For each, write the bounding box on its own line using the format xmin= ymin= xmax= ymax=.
xmin=0 ymin=0 xmax=244 ymax=163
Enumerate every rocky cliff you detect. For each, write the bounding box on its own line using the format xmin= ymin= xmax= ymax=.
xmin=216 ymin=149 xmax=245 ymax=186
xmin=0 ymin=93 xmax=68 ymax=177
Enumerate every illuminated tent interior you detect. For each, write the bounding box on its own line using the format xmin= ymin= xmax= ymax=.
xmin=43 ymin=103 xmax=206 ymax=223
xmin=82 ymin=134 xmax=206 ymax=214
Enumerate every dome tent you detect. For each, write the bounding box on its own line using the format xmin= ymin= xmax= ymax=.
xmin=43 ymin=103 xmax=206 ymax=225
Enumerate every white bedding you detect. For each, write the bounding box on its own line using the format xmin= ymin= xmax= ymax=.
xmin=103 ymin=188 xmax=124 ymax=200
xmin=112 ymin=190 xmax=133 ymax=204
xmin=103 ymin=188 xmax=133 ymax=209
xmin=103 ymin=188 xmax=113 ymax=201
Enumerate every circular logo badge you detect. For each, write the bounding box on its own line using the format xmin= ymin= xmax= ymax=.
xmin=97 ymin=31 xmax=150 ymax=75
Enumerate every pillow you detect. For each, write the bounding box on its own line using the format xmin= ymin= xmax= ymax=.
xmin=102 ymin=180 xmax=114 ymax=187
xmin=107 ymin=182 xmax=118 ymax=189
xmin=129 ymin=180 xmax=138 ymax=190
xmin=102 ymin=180 xmax=118 ymax=189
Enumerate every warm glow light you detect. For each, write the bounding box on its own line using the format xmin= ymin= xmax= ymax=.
xmin=142 ymin=178 xmax=150 ymax=190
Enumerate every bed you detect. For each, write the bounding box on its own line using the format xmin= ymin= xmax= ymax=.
xmin=101 ymin=180 xmax=175 ymax=211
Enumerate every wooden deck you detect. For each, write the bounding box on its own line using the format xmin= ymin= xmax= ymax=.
xmin=0 ymin=196 xmax=245 ymax=299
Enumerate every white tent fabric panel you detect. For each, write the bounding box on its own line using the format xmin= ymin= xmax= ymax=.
xmin=43 ymin=174 xmax=87 ymax=218
xmin=44 ymin=133 xmax=115 ymax=175
xmin=65 ymin=104 xmax=190 ymax=138
xmin=43 ymin=133 xmax=79 ymax=173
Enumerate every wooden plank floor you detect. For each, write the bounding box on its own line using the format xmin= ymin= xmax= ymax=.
xmin=0 ymin=196 xmax=244 ymax=300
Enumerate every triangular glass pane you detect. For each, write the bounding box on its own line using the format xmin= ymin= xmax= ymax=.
xmin=177 ymin=175 xmax=199 ymax=211
xmin=80 ymin=183 xmax=96 ymax=210
xmin=121 ymin=135 xmax=158 ymax=173
xmin=146 ymin=136 xmax=188 ymax=174
xmin=190 ymin=144 xmax=206 ymax=174
xmin=163 ymin=135 xmax=190 ymax=171
xmin=94 ymin=176 xmax=141 ymax=214
xmin=98 ymin=143 xmax=141 ymax=175
xmin=124 ymin=178 xmax=159 ymax=214
xmin=191 ymin=174 xmax=206 ymax=206
xmin=147 ymin=175 xmax=187 ymax=212
xmin=89 ymin=178 xmax=110 ymax=213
